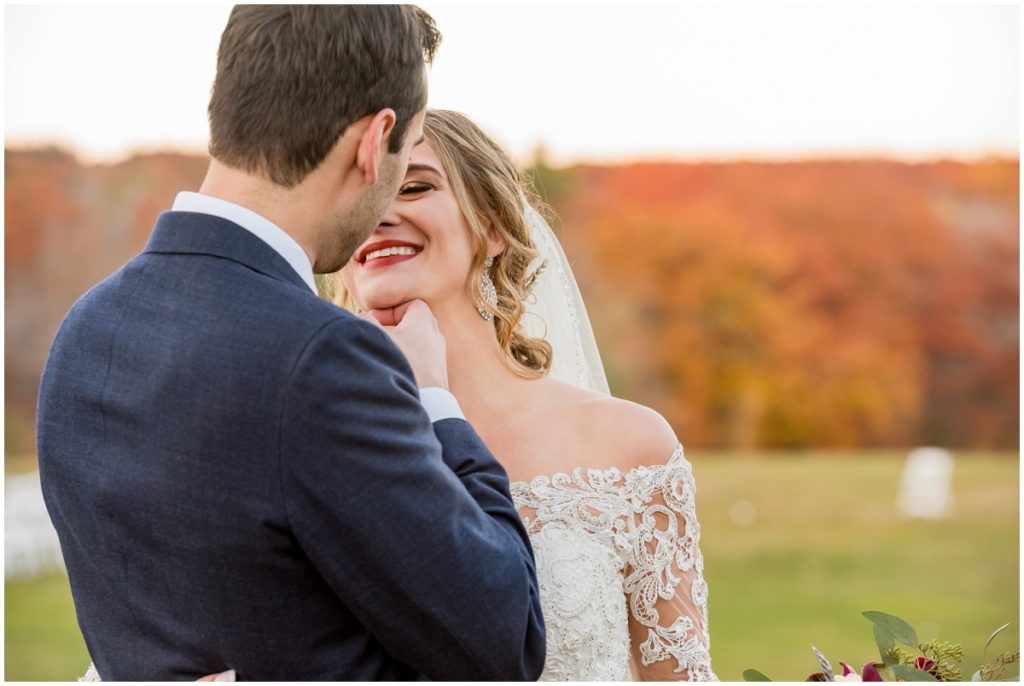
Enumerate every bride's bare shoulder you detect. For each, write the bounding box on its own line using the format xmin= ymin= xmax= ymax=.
xmin=537 ymin=378 xmax=680 ymax=472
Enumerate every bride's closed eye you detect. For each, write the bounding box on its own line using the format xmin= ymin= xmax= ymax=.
xmin=399 ymin=181 xmax=434 ymax=197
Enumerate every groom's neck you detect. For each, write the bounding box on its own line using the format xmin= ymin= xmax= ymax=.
xmin=198 ymin=159 xmax=318 ymax=264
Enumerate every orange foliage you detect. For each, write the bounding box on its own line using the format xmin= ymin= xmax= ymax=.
xmin=547 ymin=159 xmax=1018 ymax=450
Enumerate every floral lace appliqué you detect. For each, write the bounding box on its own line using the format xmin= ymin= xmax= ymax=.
xmin=512 ymin=445 xmax=715 ymax=681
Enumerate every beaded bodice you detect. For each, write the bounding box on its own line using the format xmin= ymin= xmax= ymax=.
xmin=511 ymin=444 xmax=715 ymax=681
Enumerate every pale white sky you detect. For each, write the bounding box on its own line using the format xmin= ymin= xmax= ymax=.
xmin=3 ymin=3 xmax=1020 ymax=165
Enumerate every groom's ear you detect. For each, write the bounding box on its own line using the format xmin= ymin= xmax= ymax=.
xmin=355 ymin=108 xmax=397 ymax=186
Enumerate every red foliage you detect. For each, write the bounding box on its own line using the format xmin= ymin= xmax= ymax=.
xmin=547 ymin=158 xmax=1018 ymax=449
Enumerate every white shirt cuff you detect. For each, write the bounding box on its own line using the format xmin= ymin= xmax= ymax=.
xmin=417 ymin=389 xmax=466 ymax=421
xmin=419 ymin=387 xmax=466 ymax=423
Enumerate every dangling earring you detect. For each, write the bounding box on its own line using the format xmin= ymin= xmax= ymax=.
xmin=478 ymin=255 xmax=498 ymax=321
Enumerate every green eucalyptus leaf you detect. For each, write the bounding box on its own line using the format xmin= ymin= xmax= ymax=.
xmin=892 ymin=664 xmax=938 ymax=682
xmin=877 ymin=665 xmax=896 ymax=682
xmin=874 ymin=623 xmax=898 ymax=664
xmin=743 ymin=668 xmax=772 ymax=681
xmin=863 ymin=611 xmax=919 ymax=648
xmin=984 ymin=622 xmax=1013 ymax=655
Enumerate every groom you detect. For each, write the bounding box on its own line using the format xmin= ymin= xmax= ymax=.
xmin=37 ymin=6 xmax=544 ymax=681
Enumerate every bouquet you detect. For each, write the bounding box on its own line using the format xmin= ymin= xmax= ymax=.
xmin=744 ymin=611 xmax=1018 ymax=682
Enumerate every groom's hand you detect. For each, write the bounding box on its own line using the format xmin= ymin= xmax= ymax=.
xmin=197 ymin=670 xmax=236 ymax=682
xmin=361 ymin=300 xmax=449 ymax=390
xmin=365 ymin=300 xmax=414 ymax=327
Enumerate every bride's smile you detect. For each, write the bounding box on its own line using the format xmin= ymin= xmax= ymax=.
xmin=356 ymin=239 xmax=424 ymax=269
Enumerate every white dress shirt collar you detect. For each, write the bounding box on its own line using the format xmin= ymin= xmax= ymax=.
xmin=171 ymin=191 xmax=317 ymax=294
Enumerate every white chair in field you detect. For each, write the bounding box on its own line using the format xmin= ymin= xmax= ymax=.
xmin=896 ymin=447 xmax=954 ymax=519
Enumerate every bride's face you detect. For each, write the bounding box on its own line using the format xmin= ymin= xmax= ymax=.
xmin=340 ymin=141 xmax=478 ymax=313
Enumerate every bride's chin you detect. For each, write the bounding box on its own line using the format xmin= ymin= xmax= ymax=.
xmin=361 ymin=292 xmax=420 ymax=311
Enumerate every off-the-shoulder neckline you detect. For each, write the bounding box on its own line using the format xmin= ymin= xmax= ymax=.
xmin=509 ymin=443 xmax=686 ymax=490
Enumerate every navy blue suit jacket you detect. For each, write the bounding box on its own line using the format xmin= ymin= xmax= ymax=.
xmin=37 ymin=211 xmax=545 ymax=681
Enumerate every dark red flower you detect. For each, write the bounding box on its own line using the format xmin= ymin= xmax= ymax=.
xmin=861 ymin=662 xmax=884 ymax=681
xmin=914 ymin=656 xmax=942 ymax=680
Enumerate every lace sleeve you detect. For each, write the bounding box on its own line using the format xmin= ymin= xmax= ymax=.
xmin=621 ymin=445 xmax=716 ymax=681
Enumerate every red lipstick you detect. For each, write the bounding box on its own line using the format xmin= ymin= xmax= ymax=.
xmin=357 ymin=239 xmax=424 ymax=269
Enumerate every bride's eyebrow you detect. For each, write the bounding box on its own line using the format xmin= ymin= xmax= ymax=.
xmin=406 ymin=163 xmax=442 ymax=177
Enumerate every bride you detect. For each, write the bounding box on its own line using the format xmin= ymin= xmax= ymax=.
xmin=334 ymin=109 xmax=716 ymax=682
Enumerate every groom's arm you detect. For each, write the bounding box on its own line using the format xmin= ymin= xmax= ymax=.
xmin=421 ymin=390 xmax=537 ymax=559
xmin=279 ymin=316 xmax=545 ymax=681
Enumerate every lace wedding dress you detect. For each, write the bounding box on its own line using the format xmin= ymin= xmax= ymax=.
xmin=512 ymin=443 xmax=715 ymax=681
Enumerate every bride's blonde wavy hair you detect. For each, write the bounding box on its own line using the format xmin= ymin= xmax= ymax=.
xmin=327 ymin=108 xmax=553 ymax=378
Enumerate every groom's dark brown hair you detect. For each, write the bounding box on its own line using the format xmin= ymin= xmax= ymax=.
xmin=208 ymin=4 xmax=440 ymax=188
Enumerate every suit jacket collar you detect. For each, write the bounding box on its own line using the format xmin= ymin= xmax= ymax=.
xmin=144 ymin=211 xmax=314 ymax=294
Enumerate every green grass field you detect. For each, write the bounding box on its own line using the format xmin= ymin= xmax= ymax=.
xmin=5 ymin=573 xmax=91 ymax=680
xmin=5 ymin=451 xmax=1019 ymax=681
xmin=696 ymin=451 xmax=1019 ymax=681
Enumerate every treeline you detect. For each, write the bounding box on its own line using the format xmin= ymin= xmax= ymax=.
xmin=4 ymin=148 xmax=1018 ymax=452
xmin=533 ymin=157 xmax=1018 ymax=449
